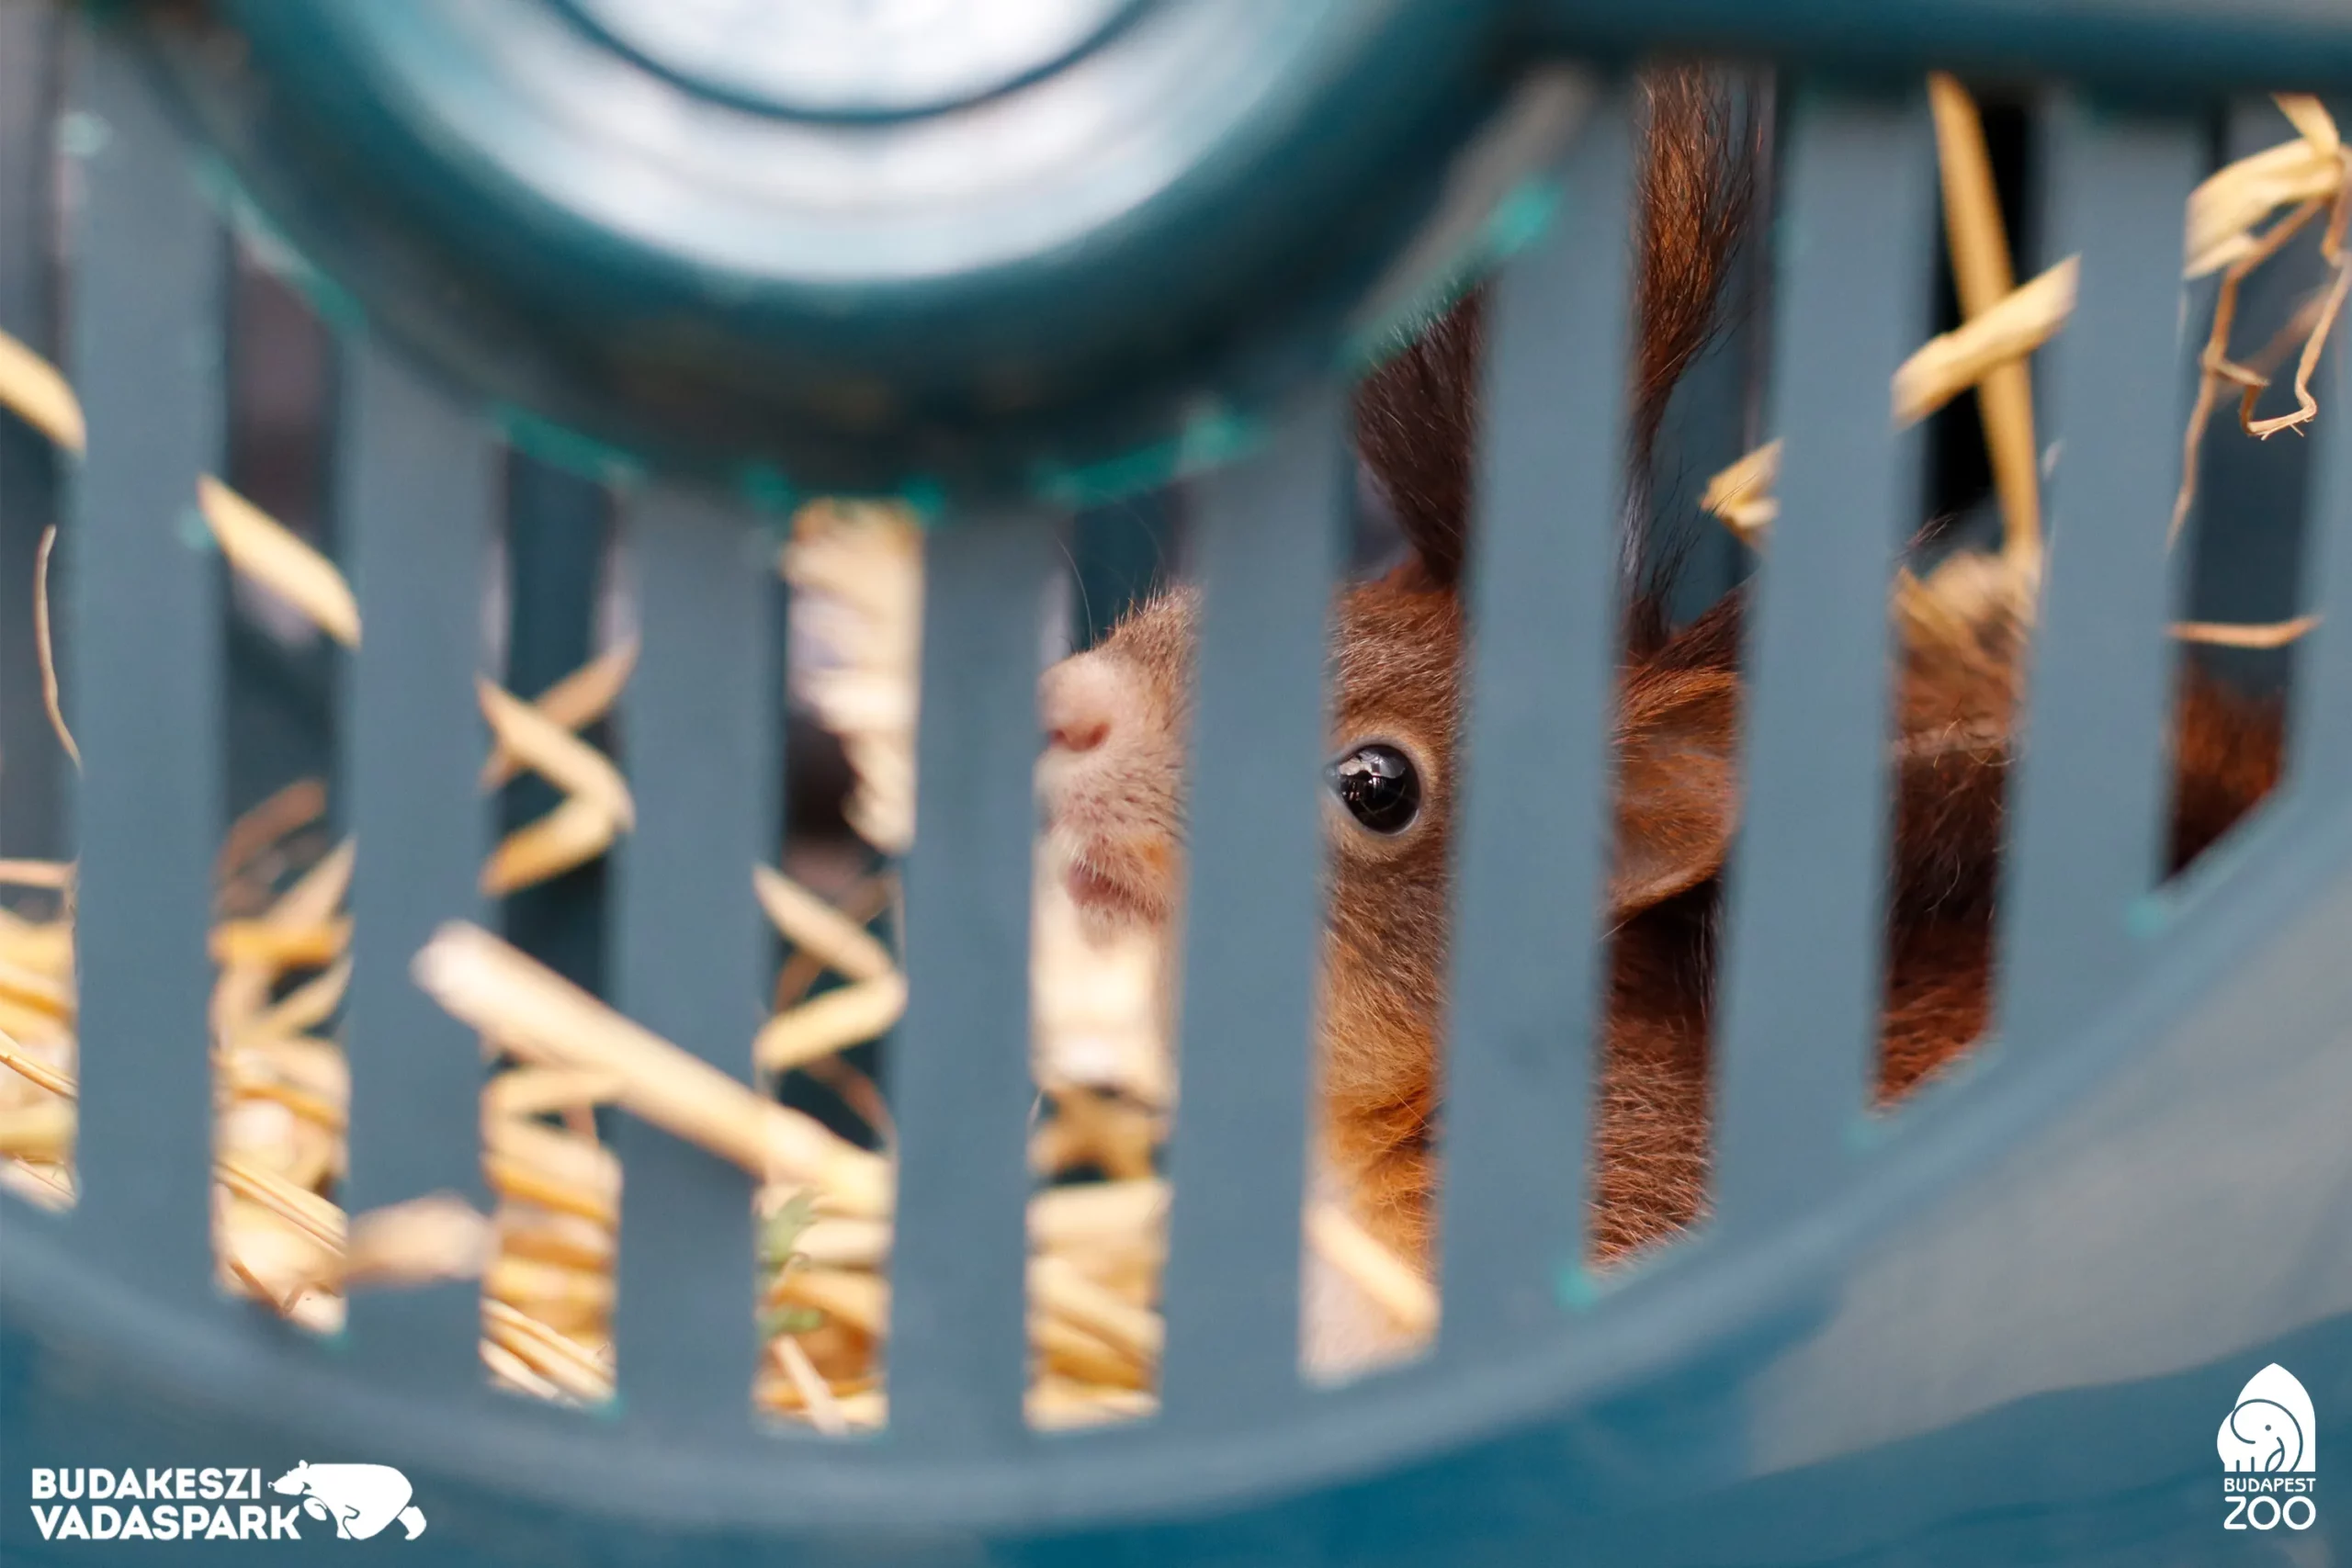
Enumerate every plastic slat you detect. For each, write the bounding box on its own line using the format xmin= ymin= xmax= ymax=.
xmin=1158 ymin=393 xmax=1345 ymax=1427
xmin=2297 ymin=336 xmax=2352 ymax=805
xmin=1996 ymin=105 xmax=2204 ymax=1053
xmin=62 ymin=22 xmax=226 ymax=1293
xmin=1713 ymin=87 xmax=1931 ymax=1227
xmin=499 ymin=457 xmax=613 ymax=996
xmin=1438 ymin=96 xmax=1636 ymax=1341
xmin=0 ymin=3 xmax=50 ymax=341
xmin=887 ymin=508 xmax=1057 ymax=1452
xmin=0 ymin=2 xmax=63 ymax=860
xmin=339 ymin=340 xmax=494 ymax=1380
xmin=611 ymin=490 xmax=779 ymax=1431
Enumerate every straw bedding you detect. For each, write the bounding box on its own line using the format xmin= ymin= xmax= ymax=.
xmin=1709 ymin=89 xmax=2346 ymax=649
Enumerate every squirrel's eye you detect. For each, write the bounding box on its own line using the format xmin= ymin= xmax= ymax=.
xmin=1329 ymin=743 xmax=1420 ymax=834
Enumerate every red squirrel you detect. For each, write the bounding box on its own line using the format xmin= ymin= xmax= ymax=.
xmin=1034 ymin=69 xmax=2285 ymax=1314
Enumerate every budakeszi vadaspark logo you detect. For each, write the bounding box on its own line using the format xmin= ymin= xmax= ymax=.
xmin=272 ymin=1463 xmax=428 ymax=1541
xmin=2219 ymin=1363 xmax=2318 ymax=1532
xmin=28 ymin=1462 xmax=425 ymax=1543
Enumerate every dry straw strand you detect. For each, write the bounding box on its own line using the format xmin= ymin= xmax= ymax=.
xmin=482 ymin=1299 xmax=613 ymax=1404
xmin=1029 ymin=1380 xmax=1157 ymax=1431
xmin=0 ymin=327 xmax=85 ymax=454
xmin=2171 ymin=614 xmax=2322 ymax=649
xmin=486 ymin=1253 xmax=615 ymax=1322
xmin=791 ymin=1214 xmax=891 ymax=1269
xmin=476 ymin=677 xmax=634 ymax=830
xmin=765 ymin=1266 xmax=888 ymax=1337
xmin=214 ymin=777 xmax=329 ymax=891
xmin=1030 ymin=1178 xmax=1168 ymax=1255
xmin=1698 ymin=439 xmax=1780 ymax=538
xmin=0 ymin=1027 xmax=74 ymax=1100
xmin=2172 ymin=197 xmax=2331 ymax=546
xmin=1029 ymin=1253 xmax=1164 ymax=1364
xmin=495 ymin=1206 xmax=615 ymax=1275
xmin=753 ymin=974 xmax=909 ymax=1076
xmin=482 ymin=793 xmax=625 ymax=897
xmin=218 ymin=1055 xmax=345 ymax=1132
xmin=484 ymin=1151 xmax=617 ymax=1229
xmin=480 ymin=640 xmax=639 ymax=790
xmin=343 ymin=1192 xmax=492 ymax=1289
xmin=796 ymin=1054 xmax=897 ymax=1153
xmin=209 ymin=917 xmax=350 ymax=970
xmin=775 ymin=874 xmax=897 ymax=1011
xmin=198 ymin=475 xmax=361 ymax=649
xmin=414 ymin=922 xmax=892 ymax=1215
xmin=232 ymin=954 xmax=353 ymax=1049
xmin=482 ymin=1339 xmax=574 ymax=1404
xmin=485 ymin=1066 xmax=626 ymax=1123
xmin=2175 ymin=98 xmax=2352 ymax=541
xmin=485 ymin=1116 xmax=622 ymax=1217
xmin=217 ymin=1152 xmax=346 ymax=1253
xmin=0 ymin=954 xmax=75 ymax=1024
xmin=1928 ymin=73 xmax=2046 ymax=570
xmin=2187 ymin=100 xmax=2348 ymax=278
xmin=753 ymin=864 xmax=899 ymax=984
xmin=0 ymin=1100 xmax=73 ymax=1161
xmin=2275 ymin=95 xmax=2342 ymax=160
xmin=2244 ymin=220 xmax=2352 ymax=441
xmin=34 ymin=525 xmax=78 ymax=770
xmin=1892 ymin=257 xmax=2077 ymax=430
xmin=269 ymin=834 xmax=357 ymax=930
xmin=772 ymin=1333 xmax=850 ymax=1436
xmin=1306 ymin=1201 xmax=1440 ymax=1340
xmin=476 ymin=664 xmax=638 ymax=894
xmin=1031 ymin=1314 xmax=1151 ymax=1391
xmin=2 ymin=1159 xmax=74 ymax=1210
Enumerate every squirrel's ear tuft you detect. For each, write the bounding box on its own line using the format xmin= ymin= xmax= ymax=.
xmin=1353 ymin=288 xmax=1484 ymax=591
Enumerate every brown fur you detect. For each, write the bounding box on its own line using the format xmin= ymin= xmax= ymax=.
xmin=1352 ymin=67 xmax=1761 ymax=592
xmin=1043 ymin=570 xmax=2285 ymax=1278
xmin=1035 ymin=66 xmax=2286 ymax=1284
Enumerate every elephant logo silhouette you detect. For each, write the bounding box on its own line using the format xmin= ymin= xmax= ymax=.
xmin=269 ymin=1462 xmax=427 ymax=1540
xmin=2217 ymin=1365 xmax=2316 ymax=1474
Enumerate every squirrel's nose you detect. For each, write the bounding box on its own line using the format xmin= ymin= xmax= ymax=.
xmin=1041 ymin=655 xmax=1123 ymax=755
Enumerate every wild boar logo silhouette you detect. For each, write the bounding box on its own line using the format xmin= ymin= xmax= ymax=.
xmin=269 ymin=1462 xmax=427 ymax=1540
